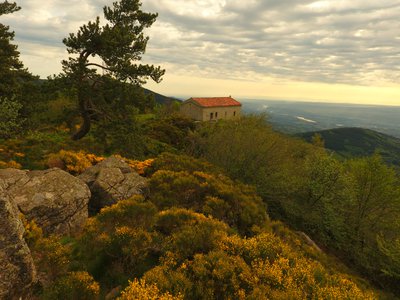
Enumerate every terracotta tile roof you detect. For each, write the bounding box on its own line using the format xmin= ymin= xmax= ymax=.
xmin=189 ymin=97 xmax=242 ymax=108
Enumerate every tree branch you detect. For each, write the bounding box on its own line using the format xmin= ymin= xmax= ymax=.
xmin=86 ymin=63 xmax=112 ymax=71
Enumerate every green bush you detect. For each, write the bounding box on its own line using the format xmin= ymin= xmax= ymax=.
xmin=146 ymin=152 xmax=218 ymax=175
xmin=0 ymin=97 xmax=24 ymax=138
xmin=149 ymin=167 xmax=268 ymax=235
xmin=42 ymin=271 xmax=100 ymax=300
xmin=76 ymin=197 xmax=160 ymax=282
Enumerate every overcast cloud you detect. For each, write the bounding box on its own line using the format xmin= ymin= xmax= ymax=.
xmin=2 ymin=0 xmax=400 ymax=86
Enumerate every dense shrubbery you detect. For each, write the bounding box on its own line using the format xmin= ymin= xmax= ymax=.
xmin=0 ymin=127 xmax=99 ymax=170
xmin=42 ymin=271 xmax=100 ymax=300
xmin=146 ymin=152 xmax=219 ymax=175
xmin=191 ymin=115 xmax=400 ymax=294
xmin=76 ymin=197 xmax=160 ymax=285
xmin=74 ymin=198 xmax=374 ymax=299
xmin=188 ymin=115 xmax=315 ymax=201
xmin=118 ymin=279 xmax=182 ymax=300
xmin=26 ymin=153 xmax=377 ymax=299
xmin=148 ymin=170 xmax=267 ymax=235
xmin=145 ymin=114 xmax=196 ymax=149
xmin=0 ymin=111 xmax=194 ymax=170
xmin=144 ymin=233 xmax=374 ymax=299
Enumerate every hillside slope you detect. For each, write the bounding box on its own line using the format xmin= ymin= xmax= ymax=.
xmin=297 ymin=127 xmax=400 ymax=166
xmin=143 ymin=87 xmax=181 ymax=104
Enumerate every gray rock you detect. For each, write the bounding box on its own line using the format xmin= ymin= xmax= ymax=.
xmin=0 ymin=168 xmax=90 ymax=235
xmin=79 ymin=156 xmax=147 ymax=212
xmin=78 ymin=156 xmax=132 ymax=184
xmin=0 ymin=168 xmax=28 ymax=190
xmin=0 ymin=188 xmax=36 ymax=300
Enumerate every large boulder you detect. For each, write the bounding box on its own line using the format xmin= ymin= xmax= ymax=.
xmin=0 ymin=187 xmax=36 ymax=299
xmin=79 ymin=156 xmax=148 ymax=213
xmin=0 ymin=168 xmax=91 ymax=235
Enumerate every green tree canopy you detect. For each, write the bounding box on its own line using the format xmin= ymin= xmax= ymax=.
xmin=0 ymin=96 xmax=23 ymax=138
xmin=0 ymin=0 xmax=18 ymax=15
xmin=0 ymin=1 xmax=31 ymax=98
xmin=62 ymin=0 xmax=165 ymax=140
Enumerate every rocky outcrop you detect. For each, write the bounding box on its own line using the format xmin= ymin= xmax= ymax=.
xmin=0 ymin=187 xmax=36 ymax=300
xmin=0 ymin=168 xmax=90 ymax=235
xmin=79 ymin=156 xmax=147 ymax=213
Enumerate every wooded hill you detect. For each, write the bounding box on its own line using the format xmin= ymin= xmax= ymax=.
xmin=298 ymin=127 xmax=400 ymax=166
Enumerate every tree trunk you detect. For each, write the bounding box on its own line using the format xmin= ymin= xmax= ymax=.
xmin=72 ymin=94 xmax=91 ymax=140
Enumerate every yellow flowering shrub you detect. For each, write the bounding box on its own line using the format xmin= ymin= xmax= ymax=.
xmin=155 ymin=208 xmax=221 ymax=235
xmin=46 ymin=150 xmax=153 ymax=175
xmin=0 ymin=159 xmax=22 ymax=169
xmin=42 ymin=271 xmax=100 ymax=300
xmin=148 ymin=169 xmax=267 ymax=235
xmin=77 ymin=199 xmax=377 ymax=299
xmin=157 ymin=209 xmax=229 ymax=260
xmin=20 ymin=214 xmax=43 ymax=248
xmin=14 ymin=152 xmax=25 ymax=157
xmin=34 ymin=235 xmax=71 ymax=281
xmin=218 ymin=233 xmax=294 ymax=263
xmin=96 ymin=196 xmax=157 ymax=230
xmin=65 ymin=153 xmax=378 ymax=299
xmin=184 ymin=250 xmax=253 ymax=299
xmin=111 ymin=226 xmax=157 ymax=271
xmin=77 ymin=197 xmax=159 ymax=280
xmin=314 ymin=276 xmax=376 ymax=299
xmin=118 ymin=279 xmax=182 ymax=300
xmin=0 ymin=140 xmax=25 ymax=169
xmin=114 ymin=155 xmax=154 ymax=175
xmin=143 ymin=230 xmax=377 ymax=299
xmin=47 ymin=150 xmax=104 ymax=174
xmin=147 ymin=152 xmax=217 ymax=175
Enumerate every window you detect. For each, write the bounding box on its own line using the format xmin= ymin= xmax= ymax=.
xmin=215 ymin=112 xmax=218 ymax=118
xmin=233 ymin=111 xmax=236 ymax=117
xmin=210 ymin=112 xmax=214 ymax=120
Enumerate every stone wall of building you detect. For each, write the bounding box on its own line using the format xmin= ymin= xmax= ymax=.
xmin=200 ymin=106 xmax=241 ymax=121
xmin=180 ymin=101 xmax=241 ymax=121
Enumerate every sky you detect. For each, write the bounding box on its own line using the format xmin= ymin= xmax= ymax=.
xmin=2 ymin=0 xmax=400 ymax=105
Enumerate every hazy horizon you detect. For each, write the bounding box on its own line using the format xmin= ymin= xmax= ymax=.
xmin=159 ymin=93 xmax=400 ymax=108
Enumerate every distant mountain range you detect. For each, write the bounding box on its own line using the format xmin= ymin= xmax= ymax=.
xmin=241 ymin=99 xmax=400 ymax=138
xmin=297 ymin=127 xmax=400 ymax=166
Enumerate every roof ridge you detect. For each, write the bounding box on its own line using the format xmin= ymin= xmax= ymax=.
xmin=191 ymin=96 xmax=233 ymax=99
xmin=188 ymin=97 xmax=242 ymax=108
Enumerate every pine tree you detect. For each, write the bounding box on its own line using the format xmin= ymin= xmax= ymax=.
xmin=0 ymin=1 xmax=30 ymax=98
xmin=62 ymin=0 xmax=165 ymax=140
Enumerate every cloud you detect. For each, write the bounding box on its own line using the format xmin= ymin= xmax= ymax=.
xmin=3 ymin=0 xmax=400 ymax=86
xmin=142 ymin=0 xmax=400 ymax=85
